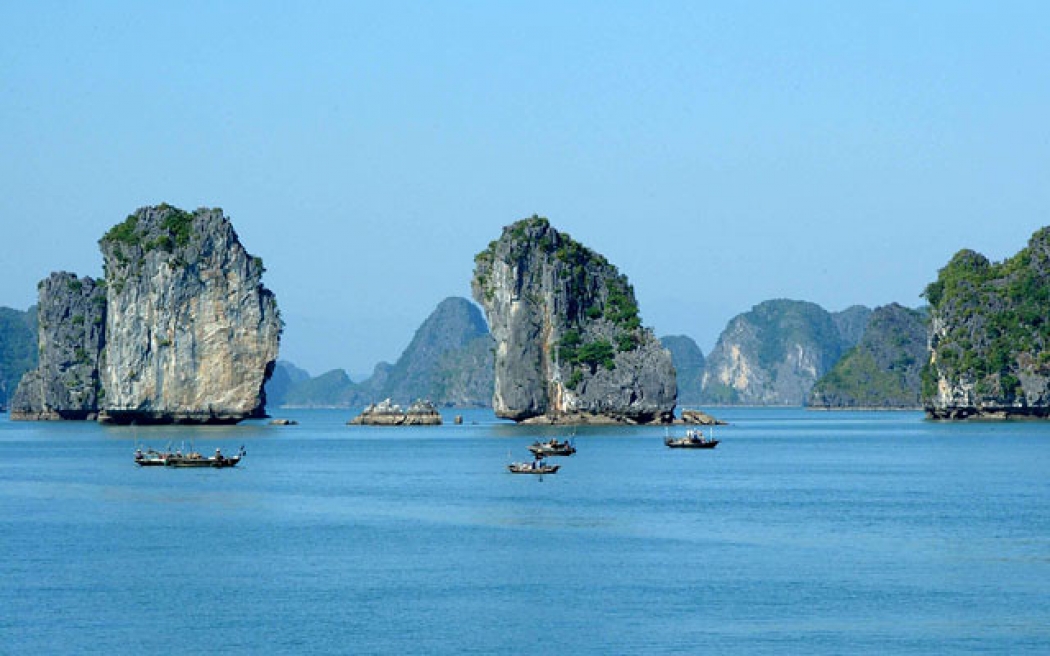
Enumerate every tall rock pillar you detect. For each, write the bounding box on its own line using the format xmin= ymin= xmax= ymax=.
xmin=98 ymin=204 xmax=281 ymax=424
xmin=10 ymin=272 xmax=106 ymax=420
xmin=472 ymin=216 xmax=676 ymax=424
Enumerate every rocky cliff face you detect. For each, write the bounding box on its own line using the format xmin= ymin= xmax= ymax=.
xmin=700 ymin=299 xmax=855 ymax=405
xmin=97 ymin=204 xmax=280 ymax=424
xmin=0 ymin=305 xmax=38 ymax=411
xmin=471 ymin=216 xmax=676 ymax=423
xmin=10 ymin=273 xmax=106 ymax=420
xmin=923 ymin=227 xmax=1050 ymax=419
xmin=660 ymin=335 xmax=705 ymax=406
xmin=809 ymin=303 xmax=927 ymax=409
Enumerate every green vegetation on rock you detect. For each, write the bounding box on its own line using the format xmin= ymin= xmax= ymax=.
xmin=102 ymin=215 xmax=141 ymax=245
xmin=160 ymin=205 xmax=195 ymax=247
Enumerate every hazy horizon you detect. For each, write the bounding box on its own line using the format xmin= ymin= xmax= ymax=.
xmin=3 ymin=2 xmax=1048 ymax=375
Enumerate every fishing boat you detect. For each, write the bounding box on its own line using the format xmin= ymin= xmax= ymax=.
xmin=527 ymin=438 xmax=576 ymax=457
xmin=664 ymin=428 xmax=719 ymax=449
xmin=163 ymin=446 xmax=246 ymax=468
xmin=507 ymin=458 xmax=560 ymax=474
xmin=134 ymin=447 xmax=171 ymax=466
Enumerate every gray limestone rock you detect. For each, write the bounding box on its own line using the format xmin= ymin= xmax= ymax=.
xmin=471 ymin=216 xmax=676 ymax=424
xmin=97 ymin=204 xmax=280 ymax=424
xmin=10 ymin=273 xmax=106 ymax=420
xmin=347 ymin=398 xmax=443 ymax=425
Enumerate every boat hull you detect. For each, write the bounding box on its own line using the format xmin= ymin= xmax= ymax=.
xmin=664 ymin=438 xmax=719 ymax=449
xmin=527 ymin=446 xmax=575 ymax=457
xmin=507 ymin=463 xmax=560 ymax=474
xmin=134 ymin=450 xmax=170 ymax=466
xmin=165 ymin=456 xmax=242 ymax=468
xmin=134 ymin=447 xmax=244 ymax=468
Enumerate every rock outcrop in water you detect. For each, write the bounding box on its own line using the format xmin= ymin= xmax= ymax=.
xmin=471 ymin=216 xmax=676 ymax=424
xmin=809 ymin=303 xmax=927 ymax=409
xmin=347 ymin=398 xmax=443 ymax=425
xmin=96 ymin=204 xmax=281 ymax=424
xmin=922 ymin=227 xmax=1050 ymax=419
xmin=701 ymin=300 xmax=863 ymax=405
xmin=10 ymin=273 xmax=106 ymax=420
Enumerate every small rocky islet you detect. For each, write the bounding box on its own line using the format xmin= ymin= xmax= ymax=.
xmin=3 ymin=206 xmax=1050 ymax=423
xmin=347 ymin=399 xmax=443 ymax=426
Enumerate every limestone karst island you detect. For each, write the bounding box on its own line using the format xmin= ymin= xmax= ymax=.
xmin=3 ymin=208 xmax=1050 ymax=424
xmin=922 ymin=227 xmax=1050 ymax=420
xmin=472 ymin=216 xmax=676 ymax=424
xmin=10 ymin=204 xmax=280 ymax=424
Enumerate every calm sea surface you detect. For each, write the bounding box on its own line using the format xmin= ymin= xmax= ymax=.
xmin=2 ymin=408 xmax=1048 ymax=655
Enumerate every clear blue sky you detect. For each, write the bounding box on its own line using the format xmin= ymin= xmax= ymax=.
xmin=2 ymin=2 xmax=1048 ymax=377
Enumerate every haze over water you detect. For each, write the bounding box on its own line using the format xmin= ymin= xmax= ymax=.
xmin=2 ymin=408 xmax=1048 ymax=654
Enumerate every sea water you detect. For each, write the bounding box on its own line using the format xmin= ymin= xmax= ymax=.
xmin=1 ymin=408 xmax=1048 ymax=654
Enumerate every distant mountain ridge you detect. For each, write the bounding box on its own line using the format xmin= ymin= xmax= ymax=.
xmin=271 ymin=298 xmax=923 ymax=411
xmin=659 ymin=335 xmax=704 ymax=406
xmin=700 ymin=300 xmax=870 ymax=405
xmin=0 ymin=306 xmax=38 ymax=410
xmin=380 ymin=297 xmax=494 ymax=406
xmin=268 ymin=297 xmax=494 ymax=409
xmin=809 ymin=303 xmax=927 ymax=409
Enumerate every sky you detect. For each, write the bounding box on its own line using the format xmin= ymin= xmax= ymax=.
xmin=2 ymin=2 xmax=1049 ymax=378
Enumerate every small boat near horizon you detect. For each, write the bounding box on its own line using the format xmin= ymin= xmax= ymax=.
xmin=134 ymin=445 xmax=245 ymax=468
xmin=664 ymin=428 xmax=719 ymax=449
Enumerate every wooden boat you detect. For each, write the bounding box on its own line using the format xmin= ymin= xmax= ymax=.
xmin=164 ymin=446 xmax=245 ymax=468
xmin=664 ymin=429 xmax=719 ymax=449
xmin=134 ymin=448 xmax=170 ymax=466
xmin=527 ymin=438 xmax=576 ymax=457
xmin=507 ymin=459 xmax=560 ymax=474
